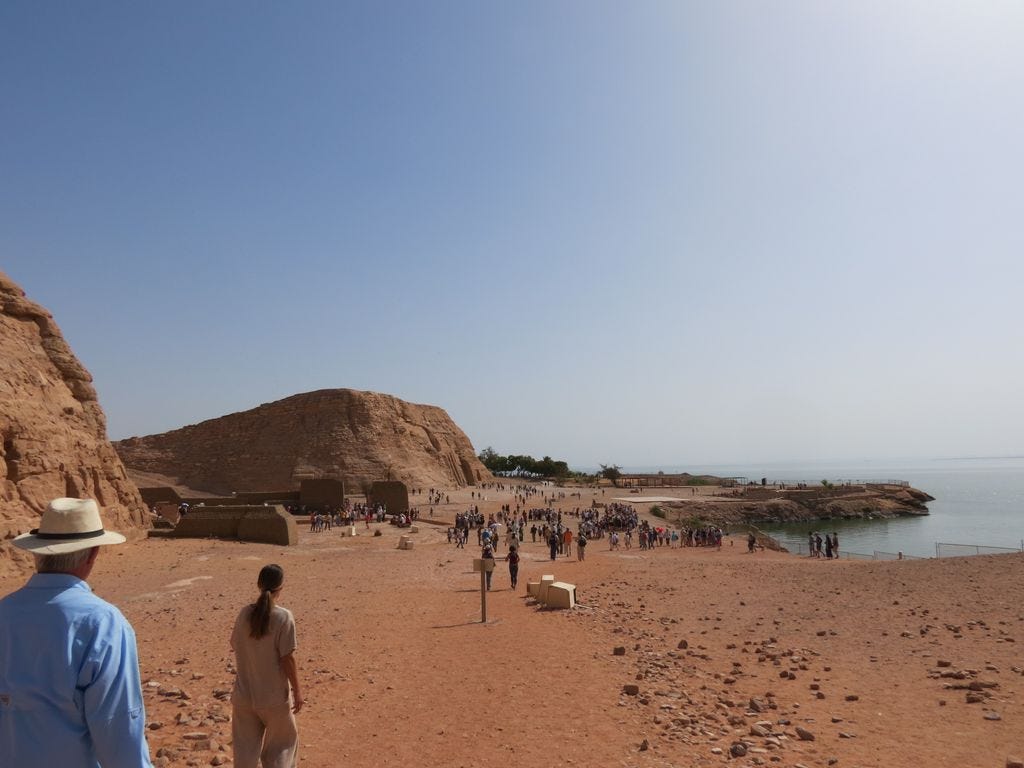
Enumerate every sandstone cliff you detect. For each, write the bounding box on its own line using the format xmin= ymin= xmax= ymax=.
xmin=0 ymin=272 xmax=148 ymax=575
xmin=114 ymin=389 xmax=492 ymax=495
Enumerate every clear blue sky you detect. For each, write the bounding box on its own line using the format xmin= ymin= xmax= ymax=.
xmin=3 ymin=2 xmax=1022 ymax=468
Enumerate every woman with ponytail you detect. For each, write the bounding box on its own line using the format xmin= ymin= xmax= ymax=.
xmin=230 ymin=564 xmax=303 ymax=767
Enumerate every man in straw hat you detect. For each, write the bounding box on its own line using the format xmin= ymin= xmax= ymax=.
xmin=0 ymin=497 xmax=152 ymax=767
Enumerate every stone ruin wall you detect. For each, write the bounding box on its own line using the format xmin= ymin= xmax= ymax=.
xmin=0 ymin=272 xmax=147 ymax=578
xmin=368 ymin=481 xmax=409 ymax=514
xmin=168 ymin=505 xmax=298 ymax=546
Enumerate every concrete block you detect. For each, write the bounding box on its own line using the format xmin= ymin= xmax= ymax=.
xmin=546 ymin=582 xmax=577 ymax=609
xmin=526 ymin=581 xmax=540 ymax=597
xmin=409 ymin=525 xmax=419 ymax=533
xmin=398 ymin=535 xmax=414 ymax=550
xmin=537 ymin=574 xmax=556 ymax=603
xmin=339 ymin=526 xmax=357 ymax=537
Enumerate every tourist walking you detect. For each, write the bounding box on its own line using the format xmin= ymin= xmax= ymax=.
xmin=481 ymin=544 xmax=496 ymax=589
xmin=231 ymin=564 xmax=303 ymax=768
xmin=0 ymin=498 xmax=152 ymax=768
xmin=506 ymin=546 xmax=520 ymax=590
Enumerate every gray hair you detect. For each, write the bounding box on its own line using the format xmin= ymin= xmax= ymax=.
xmin=34 ymin=547 xmax=95 ymax=574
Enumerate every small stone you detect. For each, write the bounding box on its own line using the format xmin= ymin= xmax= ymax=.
xmin=623 ymin=684 xmax=640 ymax=696
xmin=937 ymin=659 xmax=952 ymax=668
xmin=984 ymin=711 xmax=1002 ymax=721
xmin=147 ymin=722 xmax=163 ymax=731
xmin=639 ymin=738 xmax=649 ymax=751
xmin=613 ymin=646 xmax=626 ymax=656
xmin=182 ymin=732 xmax=210 ymax=740
xmin=844 ymin=694 xmax=859 ymax=702
xmin=678 ymin=639 xmax=688 ymax=649
xmin=730 ymin=743 xmax=748 ymax=757
xmin=1006 ymin=758 xmax=1024 ymax=768
xmin=795 ymin=726 xmax=815 ymax=741
xmin=966 ymin=692 xmax=986 ymax=704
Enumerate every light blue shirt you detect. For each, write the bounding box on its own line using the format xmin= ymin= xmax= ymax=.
xmin=0 ymin=573 xmax=152 ymax=767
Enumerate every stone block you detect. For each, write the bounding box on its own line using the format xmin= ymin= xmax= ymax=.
xmin=538 ymin=575 xmax=555 ymax=603
xmin=546 ymin=582 xmax=576 ymax=609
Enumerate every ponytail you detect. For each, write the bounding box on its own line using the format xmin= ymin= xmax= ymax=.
xmin=249 ymin=564 xmax=284 ymax=639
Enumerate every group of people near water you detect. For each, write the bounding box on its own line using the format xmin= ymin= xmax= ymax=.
xmin=808 ymin=531 xmax=840 ymax=558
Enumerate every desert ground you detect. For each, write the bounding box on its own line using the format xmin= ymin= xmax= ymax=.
xmin=3 ymin=483 xmax=1022 ymax=768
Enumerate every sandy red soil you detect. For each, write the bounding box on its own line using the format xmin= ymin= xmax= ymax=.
xmin=3 ymin=484 xmax=1022 ymax=768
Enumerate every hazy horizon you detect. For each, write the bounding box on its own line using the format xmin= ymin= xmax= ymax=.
xmin=3 ymin=2 xmax=1022 ymax=467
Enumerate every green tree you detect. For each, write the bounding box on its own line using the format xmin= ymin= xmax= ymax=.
xmin=600 ymin=463 xmax=622 ymax=485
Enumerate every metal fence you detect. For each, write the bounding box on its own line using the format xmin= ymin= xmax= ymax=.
xmin=786 ymin=542 xmax=1007 ymax=561
xmin=935 ymin=542 xmax=1024 ymax=558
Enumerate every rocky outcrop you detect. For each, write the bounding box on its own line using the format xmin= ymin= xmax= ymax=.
xmin=114 ymin=389 xmax=492 ymax=495
xmin=666 ymin=484 xmax=933 ymax=526
xmin=0 ymin=271 xmax=148 ymax=575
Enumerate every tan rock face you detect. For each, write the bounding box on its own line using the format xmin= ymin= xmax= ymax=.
xmin=114 ymin=389 xmax=492 ymax=495
xmin=0 ymin=271 xmax=148 ymax=576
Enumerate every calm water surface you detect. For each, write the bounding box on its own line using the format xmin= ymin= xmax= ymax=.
xmin=628 ymin=458 xmax=1024 ymax=559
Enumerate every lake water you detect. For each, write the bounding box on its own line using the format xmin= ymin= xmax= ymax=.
xmin=625 ymin=458 xmax=1024 ymax=559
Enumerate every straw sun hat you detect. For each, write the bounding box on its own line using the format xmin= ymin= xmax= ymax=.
xmin=13 ymin=497 xmax=126 ymax=555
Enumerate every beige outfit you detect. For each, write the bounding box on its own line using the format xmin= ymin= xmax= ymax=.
xmin=231 ymin=604 xmax=298 ymax=768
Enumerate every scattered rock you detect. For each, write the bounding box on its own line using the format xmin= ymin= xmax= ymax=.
xmin=613 ymin=646 xmax=626 ymax=656
xmin=730 ymin=742 xmax=748 ymax=758
xmin=623 ymin=685 xmax=640 ymax=696
xmin=795 ymin=726 xmax=815 ymax=741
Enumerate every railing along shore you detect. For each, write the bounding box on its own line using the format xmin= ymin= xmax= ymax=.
xmin=783 ymin=541 xmax=1023 ymax=560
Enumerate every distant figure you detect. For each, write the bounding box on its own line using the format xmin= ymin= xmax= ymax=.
xmin=505 ymin=547 xmax=520 ymax=590
xmin=0 ymin=498 xmax=152 ymax=767
xmin=577 ymin=531 xmax=587 ymax=561
xmin=830 ymin=532 xmax=839 ymax=559
xmin=747 ymin=532 xmax=757 ymax=553
xmin=481 ymin=545 xmax=496 ymax=590
xmin=547 ymin=531 xmax=559 ymax=561
xmin=231 ymin=564 xmax=303 ymax=768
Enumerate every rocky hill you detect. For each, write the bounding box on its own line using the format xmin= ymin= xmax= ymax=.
xmin=0 ymin=272 xmax=148 ymax=575
xmin=114 ymin=389 xmax=492 ymax=495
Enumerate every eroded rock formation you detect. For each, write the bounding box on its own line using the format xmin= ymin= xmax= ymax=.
xmin=0 ymin=271 xmax=148 ymax=575
xmin=114 ymin=389 xmax=491 ymax=494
